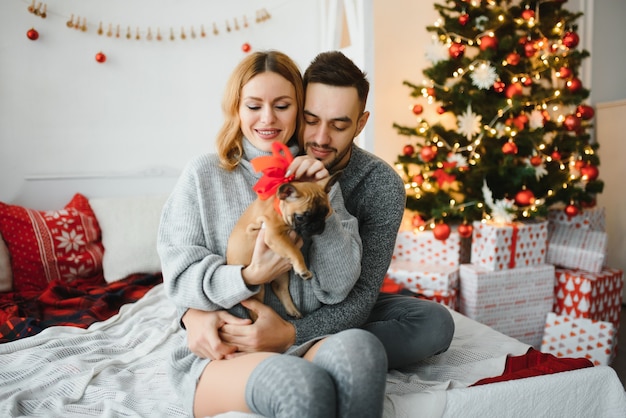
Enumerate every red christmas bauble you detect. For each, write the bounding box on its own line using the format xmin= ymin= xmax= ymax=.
xmin=449 ymin=43 xmax=465 ymax=59
xmin=27 ymin=28 xmax=39 ymax=41
xmin=479 ymin=35 xmax=498 ymax=51
xmin=580 ymin=164 xmax=599 ymax=181
xmin=502 ymin=141 xmax=518 ymax=155
xmin=567 ymin=77 xmax=582 ymax=92
xmin=95 ymin=52 xmax=107 ymax=63
xmin=506 ymin=52 xmax=521 ymax=66
xmin=522 ymin=9 xmax=535 ymax=20
xmin=433 ymin=223 xmax=451 ymax=241
xmin=576 ymin=104 xmax=595 ymax=120
xmin=459 ymin=13 xmax=470 ymax=26
xmin=403 ymin=144 xmax=415 ymax=157
xmin=241 ymin=43 xmax=251 ymax=53
xmin=563 ymin=31 xmax=580 ymax=48
xmin=551 ymin=150 xmax=562 ymax=161
xmin=493 ymin=81 xmax=506 ymax=93
xmin=563 ymin=114 xmax=581 ymax=131
xmin=558 ymin=67 xmax=572 ymax=79
xmin=412 ymin=214 xmax=425 ymax=228
xmin=426 ymin=87 xmax=436 ymax=97
xmin=515 ymin=189 xmax=535 ymax=206
xmin=524 ymin=42 xmax=537 ymax=57
xmin=505 ymin=83 xmax=523 ymax=99
xmin=530 ymin=155 xmax=543 ymax=166
xmin=412 ymin=174 xmax=424 ymax=185
xmin=420 ymin=145 xmax=437 ymax=162
xmin=437 ymin=106 xmax=446 ymax=115
xmin=412 ymin=104 xmax=423 ymax=115
xmin=457 ymin=223 xmax=473 ymax=239
xmin=574 ymin=160 xmax=586 ymax=171
xmin=564 ymin=204 xmax=579 ymax=218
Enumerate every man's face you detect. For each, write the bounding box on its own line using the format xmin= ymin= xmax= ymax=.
xmin=302 ymin=83 xmax=369 ymax=172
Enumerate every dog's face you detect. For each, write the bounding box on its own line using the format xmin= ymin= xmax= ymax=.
xmin=276 ymin=172 xmax=341 ymax=239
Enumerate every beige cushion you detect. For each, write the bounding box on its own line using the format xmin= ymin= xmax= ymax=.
xmin=89 ymin=195 xmax=168 ymax=283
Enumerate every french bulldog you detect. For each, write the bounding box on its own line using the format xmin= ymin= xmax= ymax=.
xmin=226 ymin=173 xmax=340 ymax=321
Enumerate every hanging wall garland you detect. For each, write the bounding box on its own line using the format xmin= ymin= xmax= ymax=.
xmin=23 ymin=0 xmax=275 ymax=61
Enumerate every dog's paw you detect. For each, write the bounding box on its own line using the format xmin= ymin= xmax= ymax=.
xmin=299 ymin=270 xmax=313 ymax=280
xmin=287 ymin=308 xmax=303 ymax=319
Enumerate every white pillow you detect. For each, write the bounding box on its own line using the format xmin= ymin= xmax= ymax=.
xmin=0 ymin=232 xmax=13 ymax=292
xmin=89 ymin=195 xmax=169 ymax=283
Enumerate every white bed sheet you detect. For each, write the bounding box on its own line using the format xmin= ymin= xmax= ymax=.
xmin=0 ymin=284 xmax=624 ymax=417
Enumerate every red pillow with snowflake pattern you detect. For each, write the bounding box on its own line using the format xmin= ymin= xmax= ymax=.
xmin=0 ymin=193 xmax=104 ymax=293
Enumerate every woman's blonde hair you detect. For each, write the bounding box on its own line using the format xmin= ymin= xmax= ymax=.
xmin=216 ymin=50 xmax=304 ymax=170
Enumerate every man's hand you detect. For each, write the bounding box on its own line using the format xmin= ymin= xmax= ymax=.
xmin=219 ymin=298 xmax=296 ymax=357
xmin=182 ymin=308 xmax=251 ymax=360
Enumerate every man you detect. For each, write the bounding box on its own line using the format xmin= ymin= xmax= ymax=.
xmin=183 ymin=51 xmax=455 ymax=369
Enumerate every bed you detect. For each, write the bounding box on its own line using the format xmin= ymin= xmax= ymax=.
xmin=1 ymin=181 xmax=625 ymax=417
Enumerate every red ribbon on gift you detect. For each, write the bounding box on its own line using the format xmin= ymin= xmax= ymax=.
xmin=251 ymin=142 xmax=296 ymax=200
xmin=508 ymin=223 xmax=519 ymax=269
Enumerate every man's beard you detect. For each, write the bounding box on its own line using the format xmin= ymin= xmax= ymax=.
xmin=305 ymin=142 xmax=352 ymax=173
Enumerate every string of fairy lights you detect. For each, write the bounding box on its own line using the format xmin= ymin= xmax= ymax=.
xmin=23 ymin=0 xmax=280 ymax=60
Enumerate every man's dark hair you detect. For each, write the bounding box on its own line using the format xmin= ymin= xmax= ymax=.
xmin=303 ymin=51 xmax=369 ymax=111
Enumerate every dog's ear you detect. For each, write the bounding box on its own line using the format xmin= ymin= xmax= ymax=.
xmin=317 ymin=171 xmax=342 ymax=193
xmin=277 ymin=183 xmax=298 ymax=200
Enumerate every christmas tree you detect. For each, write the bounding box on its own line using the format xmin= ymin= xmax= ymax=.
xmin=394 ymin=0 xmax=603 ymax=239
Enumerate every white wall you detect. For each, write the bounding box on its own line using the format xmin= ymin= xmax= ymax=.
xmin=0 ymin=0 xmax=321 ymax=208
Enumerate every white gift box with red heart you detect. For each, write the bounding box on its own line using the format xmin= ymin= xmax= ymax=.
xmin=392 ymin=229 xmax=465 ymax=267
xmin=546 ymin=226 xmax=607 ymax=273
xmin=470 ymin=220 xmax=549 ymax=271
xmin=385 ymin=260 xmax=459 ymax=309
xmin=548 ymin=206 xmax=606 ymax=232
xmin=459 ymin=263 xmax=555 ymax=348
xmin=541 ymin=312 xmax=617 ymax=366
xmin=553 ymin=267 xmax=623 ymax=329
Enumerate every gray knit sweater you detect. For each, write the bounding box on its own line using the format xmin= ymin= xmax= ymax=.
xmin=289 ymin=145 xmax=406 ymax=344
xmin=157 ymin=139 xmax=362 ymax=323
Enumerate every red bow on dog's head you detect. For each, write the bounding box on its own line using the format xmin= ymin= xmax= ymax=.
xmin=251 ymin=142 xmax=296 ymax=200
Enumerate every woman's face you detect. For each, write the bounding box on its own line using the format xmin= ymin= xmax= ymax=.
xmin=239 ymin=71 xmax=298 ymax=152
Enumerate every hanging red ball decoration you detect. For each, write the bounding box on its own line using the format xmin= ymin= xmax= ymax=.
xmin=580 ymin=164 xmax=599 ymax=181
xmin=420 ymin=145 xmax=438 ymax=162
xmin=524 ymin=42 xmax=537 ymax=57
xmin=412 ymin=214 xmax=425 ymax=228
xmin=567 ymin=77 xmax=582 ymax=92
xmin=459 ymin=13 xmax=470 ymax=26
xmin=95 ymin=52 xmax=107 ymax=63
xmin=576 ymin=104 xmax=595 ymax=120
xmin=522 ymin=9 xmax=535 ymax=20
xmin=412 ymin=174 xmax=424 ymax=186
xmin=457 ymin=223 xmax=473 ymax=239
xmin=506 ymin=52 xmax=521 ymax=66
xmin=505 ymin=82 xmax=523 ymax=99
xmin=426 ymin=87 xmax=436 ymax=97
xmin=437 ymin=106 xmax=446 ymax=115
xmin=412 ymin=104 xmax=424 ymax=115
xmin=563 ymin=31 xmax=580 ymax=48
xmin=449 ymin=42 xmax=465 ymax=59
xmin=530 ymin=155 xmax=543 ymax=166
xmin=402 ymin=144 xmax=415 ymax=157
xmin=479 ymin=35 xmax=498 ymax=51
xmin=241 ymin=43 xmax=251 ymax=53
xmin=502 ymin=141 xmax=518 ymax=155
xmin=433 ymin=223 xmax=451 ymax=241
xmin=558 ymin=67 xmax=572 ymax=79
xmin=493 ymin=81 xmax=506 ymax=93
xmin=27 ymin=28 xmax=39 ymax=41
xmin=563 ymin=114 xmax=581 ymax=131
xmin=515 ymin=189 xmax=536 ymax=206
xmin=551 ymin=150 xmax=562 ymax=161
xmin=564 ymin=204 xmax=579 ymax=218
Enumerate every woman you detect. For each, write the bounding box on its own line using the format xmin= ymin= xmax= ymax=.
xmin=157 ymin=50 xmax=388 ymax=418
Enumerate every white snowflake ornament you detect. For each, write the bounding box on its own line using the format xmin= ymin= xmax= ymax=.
xmin=470 ymin=63 xmax=497 ymax=90
xmin=457 ymin=104 xmax=482 ymax=140
xmin=425 ymin=39 xmax=450 ymax=64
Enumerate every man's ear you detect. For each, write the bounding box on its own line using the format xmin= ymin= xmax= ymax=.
xmin=317 ymin=171 xmax=342 ymax=193
xmin=354 ymin=111 xmax=370 ymax=138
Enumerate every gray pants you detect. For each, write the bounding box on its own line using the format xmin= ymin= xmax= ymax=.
xmin=363 ymin=293 xmax=455 ymax=369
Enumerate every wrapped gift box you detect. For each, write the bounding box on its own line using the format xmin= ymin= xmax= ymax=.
xmin=554 ymin=267 xmax=623 ymax=328
xmin=546 ymin=226 xmax=607 ymax=273
xmin=386 ymin=260 xmax=458 ymax=309
xmin=470 ymin=220 xmax=548 ymax=271
xmin=392 ymin=230 xmax=464 ymax=267
xmin=541 ymin=312 xmax=617 ymax=366
xmin=548 ymin=206 xmax=605 ymax=232
xmin=459 ymin=263 xmax=555 ymax=348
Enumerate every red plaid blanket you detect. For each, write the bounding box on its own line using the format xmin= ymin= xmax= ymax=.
xmin=0 ymin=273 xmax=162 ymax=343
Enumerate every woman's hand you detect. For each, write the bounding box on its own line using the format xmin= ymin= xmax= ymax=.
xmin=241 ymin=228 xmax=302 ymax=286
xmin=182 ymin=308 xmax=252 ymax=360
xmin=287 ymin=155 xmax=329 ymax=182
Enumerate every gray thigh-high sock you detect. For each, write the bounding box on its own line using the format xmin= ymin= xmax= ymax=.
xmin=245 ymin=354 xmax=336 ymax=418
xmin=312 ymin=329 xmax=388 ymax=418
